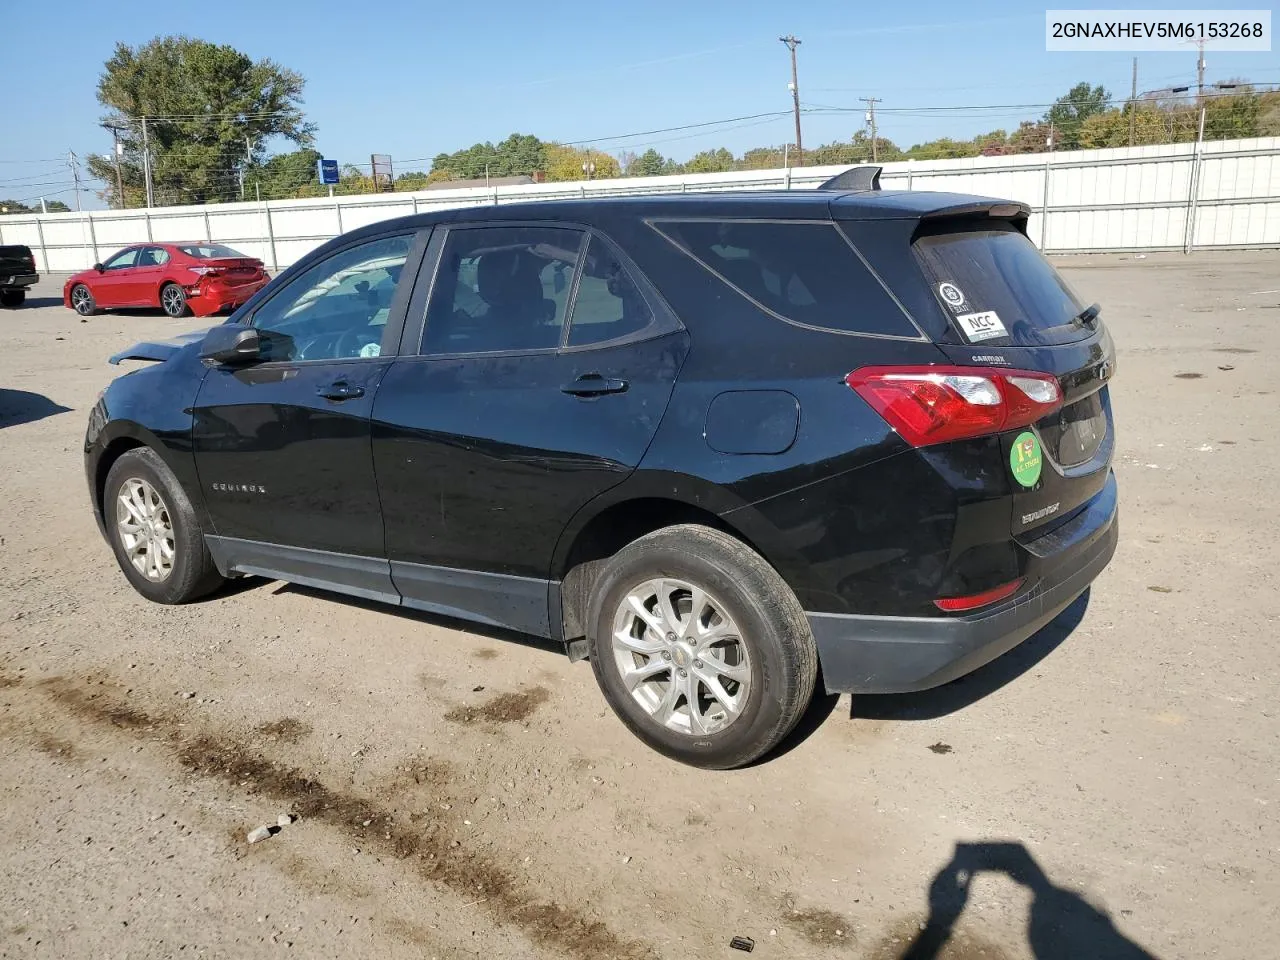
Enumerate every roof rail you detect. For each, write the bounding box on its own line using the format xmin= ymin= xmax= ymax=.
xmin=816 ymin=165 xmax=882 ymax=193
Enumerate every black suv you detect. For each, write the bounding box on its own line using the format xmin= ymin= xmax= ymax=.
xmin=1 ymin=244 xmax=39 ymax=307
xmin=86 ymin=174 xmax=1118 ymax=768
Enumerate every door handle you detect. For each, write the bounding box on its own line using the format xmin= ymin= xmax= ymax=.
xmin=561 ymin=373 xmax=628 ymax=397
xmin=316 ymin=380 xmax=365 ymax=401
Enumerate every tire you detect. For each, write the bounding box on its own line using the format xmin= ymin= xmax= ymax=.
xmin=70 ymin=284 xmax=97 ymax=317
xmin=160 ymin=282 xmax=189 ymax=318
xmin=103 ymin=447 xmax=224 ymax=604
xmin=586 ymin=524 xmax=817 ymax=769
xmin=0 ymin=289 xmax=25 ymax=308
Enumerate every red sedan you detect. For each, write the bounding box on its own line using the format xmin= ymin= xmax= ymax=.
xmin=64 ymin=242 xmax=269 ymax=319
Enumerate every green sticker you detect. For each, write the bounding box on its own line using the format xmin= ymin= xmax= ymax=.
xmin=1010 ymin=431 xmax=1042 ymax=488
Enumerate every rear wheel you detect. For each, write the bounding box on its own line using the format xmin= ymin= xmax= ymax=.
xmin=160 ymin=283 xmax=189 ymax=318
xmin=103 ymin=448 xmax=224 ymax=604
xmin=70 ymin=284 xmax=97 ymax=316
xmin=586 ymin=524 xmax=817 ymax=769
xmin=0 ymin=289 xmax=24 ymax=308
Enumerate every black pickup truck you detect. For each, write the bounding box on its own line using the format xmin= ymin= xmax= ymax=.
xmin=1 ymin=244 xmax=39 ymax=307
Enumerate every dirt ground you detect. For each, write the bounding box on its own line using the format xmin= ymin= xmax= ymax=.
xmin=1 ymin=252 xmax=1277 ymax=960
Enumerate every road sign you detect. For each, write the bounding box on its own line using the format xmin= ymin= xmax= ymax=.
xmin=317 ymin=158 xmax=339 ymax=185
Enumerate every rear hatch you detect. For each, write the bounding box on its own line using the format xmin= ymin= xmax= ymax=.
xmin=0 ymin=245 xmax=36 ymax=279
xmin=908 ymin=218 xmax=1115 ymax=537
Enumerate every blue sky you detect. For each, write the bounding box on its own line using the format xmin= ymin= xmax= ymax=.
xmin=3 ymin=0 xmax=1276 ymax=209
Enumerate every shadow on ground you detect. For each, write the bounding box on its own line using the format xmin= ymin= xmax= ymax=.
xmin=14 ymin=296 xmax=65 ymax=309
xmin=269 ymin=580 xmax=566 ymax=656
xmin=897 ymin=841 xmax=1158 ymax=960
xmin=852 ymin=590 xmax=1091 ymax=722
xmin=0 ymin=388 xmax=71 ymax=429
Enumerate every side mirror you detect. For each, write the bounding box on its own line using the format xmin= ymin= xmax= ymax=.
xmin=200 ymin=324 xmax=262 ymax=365
xmin=93 ymin=263 xmax=104 ymax=273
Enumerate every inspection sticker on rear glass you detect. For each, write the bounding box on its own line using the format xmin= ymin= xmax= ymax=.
xmin=955 ymin=310 xmax=1007 ymax=343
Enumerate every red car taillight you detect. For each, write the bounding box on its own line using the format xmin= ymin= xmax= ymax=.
xmin=845 ymin=365 xmax=1063 ymax=447
xmin=187 ymin=266 xmax=223 ymax=278
xmin=934 ymin=578 xmax=1024 ymax=612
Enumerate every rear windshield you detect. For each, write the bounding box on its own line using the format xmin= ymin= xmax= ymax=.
xmin=912 ymin=223 xmax=1090 ymax=346
xmin=652 ymin=220 xmax=919 ymax=338
xmin=177 ymin=243 xmax=245 ymax=259
xmin=0 ymin=246 xmax=33 ymax=257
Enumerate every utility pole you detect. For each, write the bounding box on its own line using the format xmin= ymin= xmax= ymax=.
xmin=67 ymin=150 xmax=82 ymax=212
xmin=103 ymin=122 xmax=125 ymax=208
xmin=242 ymin=136 xmax=253 ymax=201
xmin=141 ymin=117 xmax=154 ymax=208
xmin=1196 ymin=38 xmax=1206 ymax=104
xmin=861 ymin=98 xmax=881 ymax=162
xmin=1129 ymin=57 xmax=1138 ymax=147
xmin=779 ymin=35 xmax=803 ymax=164
xmin=40 ymin=197 xmax=48 ymax=214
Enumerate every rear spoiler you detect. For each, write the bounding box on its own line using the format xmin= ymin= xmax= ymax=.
xmin=817 ymin=165 xmax=881 ymax=193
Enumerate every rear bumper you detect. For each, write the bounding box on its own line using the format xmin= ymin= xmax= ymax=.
xmin=2 ymin=272 xmax=38 ymax=289
xmin=809 ymin=470 xmax=1118 ymax=694
xmin=187 ymin=278 xmax=268 ymax=316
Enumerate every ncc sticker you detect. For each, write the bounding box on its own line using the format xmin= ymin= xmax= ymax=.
xmin=937 ymin=282 xmax=967 ymax=311
xmin=955 ymin=310 xmax=1007 ymax=343
xmin=1010 ymin=431 xmax=1043 ymax=488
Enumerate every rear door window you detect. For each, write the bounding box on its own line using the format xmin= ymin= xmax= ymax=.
xmin=912 ymin=223 xmax=1090 ymax=346
xmin=422 ymin=226 xmax=584 ymax=355
xmin=651 ymin=219 xmax=921 ymax=339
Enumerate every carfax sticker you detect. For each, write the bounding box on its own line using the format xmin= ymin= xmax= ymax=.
xmin=955 ymin=310 xmax=1007 ymax=343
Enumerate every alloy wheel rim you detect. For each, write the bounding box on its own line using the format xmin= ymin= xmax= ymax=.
xmin=162 ymin=287 xmax=183 ymax=315
xmin=610 ymin=577 xmax=752 ymax=736
xmin=72 ymin=287 xmax=91 ymax=314
xmin=115 ymin=477 xmax=176 ymax=582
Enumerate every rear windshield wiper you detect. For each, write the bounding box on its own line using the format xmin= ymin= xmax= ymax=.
xmin=1072 ymin=303 xmax=1101 ymax=328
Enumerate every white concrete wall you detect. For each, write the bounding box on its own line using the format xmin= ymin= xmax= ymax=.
xmin=3 ymin=137 xmax=1278 ymax=273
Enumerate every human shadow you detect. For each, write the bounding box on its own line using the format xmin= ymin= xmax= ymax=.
xmin=0 ymin=388 xmax=71 ymax=428
xmin=852 ymin=590 xmax=1091 ymax=722
xmin=900 ymin=841 xmax=1159 ymax=960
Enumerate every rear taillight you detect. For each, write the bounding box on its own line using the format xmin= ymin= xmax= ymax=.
xmin=845 ymin=365 xmax=1063 ymax=447
xmin=188 ymin=266 xmax=223 ymax=278
xmin=934 ymin=578 xmax=1024 ymax=612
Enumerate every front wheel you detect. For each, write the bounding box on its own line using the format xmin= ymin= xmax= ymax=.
xmin=0 ymin=289 xmax=25 ymax=308
xmin=70 ymin=284 xmax=97 ymax=316
xmin=160 ymin=283 xmax=189 ymax=318
xmin=103 ymin=447 xmax=224 ymax=604
xmin=586 ymin=524 xmax=818 ymax=769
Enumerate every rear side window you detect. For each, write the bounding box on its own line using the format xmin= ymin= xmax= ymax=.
xmin=566 ymin=236 xmax=652 ymax=348
xmin=912 ymin=223 xmax=1089 ymax=346
xmin=651 ymin=219 xmax=920 ymax=338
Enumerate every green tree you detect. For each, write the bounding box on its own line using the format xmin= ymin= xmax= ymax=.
xmin=429 ymin=133 xmax=546 ymax=181
xmin=1203 ymin=87 xmax=1261 ymax=140
xmin=906 ymin=137 xmax=975 ymax=160
xmin=1008 ymin=120 xmax=1052 ymax=154
xmin=1044 ymin=82 xmax=1112 ymax=149
xmin=542 ymin=145 xmax=620 ymax=182
xmin=1077 ymin=107 xmax=1169 ymax=148
xmin=628 ymin=148 xmax=672 ymax=177
xmin=0 ymin=200 xmax=33 ymax=214
xmin=46 ymin=200 xmax=71 ymax=212
xmin=86 ymin=35 xmax=313 ymax=207
xmin=247 ymin=148 xmax=321 ymax=200
xmin=684 ymin=147 xmax=735 ymax=173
